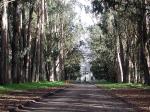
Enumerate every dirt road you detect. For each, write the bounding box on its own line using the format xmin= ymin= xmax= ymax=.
xmin=15 ymin=84 xmax=136 ymax=112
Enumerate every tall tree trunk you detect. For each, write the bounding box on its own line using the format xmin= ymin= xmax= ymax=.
xmin=26 ymin=1 xmax=34 ymax=82
xmin=18 ymin=3 xmax=25 ymax=83
xmin=117 ymin=35 xmax=124 ymax=83
xmin=118 ymin=36 xmax=126 ymax=83
xmin=35 ymin=0 xmax=42 ymax=82
xmin=39 ymin=0 xmax=46 ymax=81
xmin=11 ymin=1 xmax=20 ymax=83
xmin=0 ymin=10 xmax=2 ymax=84
xmin=124 ymin=39 xmax=130 ymax=83
xmin=0 ymin=0 xmax=9 ymax=84
xmin=59 ymin=18 xmax=65 ymax=80
xmin=30 ymin=38 xmax=37 ymax=82
xmin=21 ymin=2 xmax=27 ymax=82
xmin=137 ymin=0 xmax=150 ymax=85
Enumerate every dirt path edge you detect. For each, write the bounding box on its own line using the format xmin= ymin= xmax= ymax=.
xmin=8 ymin=88 xmax=65 ymax=112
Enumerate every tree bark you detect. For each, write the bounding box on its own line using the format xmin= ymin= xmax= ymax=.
xmin=137 ymin=0 xmax=150 ymax=85
xmin=39 ymin=0 xmax=46 ymax=81
xmin=117 ymin=35 xmax=124 ymax=83
xmin=11 ymin=1 xmax=20 ymax=83
xmin=26 ymin=1 xmax=34 ymax=82
xmin=1 ymin=0 xmax=9 ymax=84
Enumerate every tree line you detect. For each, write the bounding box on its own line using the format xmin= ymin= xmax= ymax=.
xmin=91 ymin=0 xmax=150 ymax=85
xmin=0 ymin=0 xmax=79 ymax=84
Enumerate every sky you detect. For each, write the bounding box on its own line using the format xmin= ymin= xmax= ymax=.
xmin=73 ymin=0 xmax=97 ymax=27
xmin=65 ymin=0 xmax=98 ymax=29
xmin=70 ymin=0 xmax=98 ymax=43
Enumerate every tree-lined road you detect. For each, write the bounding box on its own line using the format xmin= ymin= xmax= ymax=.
xmin=16 ymin=84 xmax=136 ymax=112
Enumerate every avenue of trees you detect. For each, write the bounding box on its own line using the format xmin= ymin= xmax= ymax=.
xmin=0 ymin=0 xmax=150 ymax=85
xmin=91 ymin=0 xmax=150 ymax=85
xmin=0 ymin=0 xmax=81 ymax=84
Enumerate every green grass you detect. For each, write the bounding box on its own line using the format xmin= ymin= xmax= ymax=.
xmin=96 ymin=81 xmax=150 ymax=90
xmin=0 ymin=81 xmax=64 ymax=94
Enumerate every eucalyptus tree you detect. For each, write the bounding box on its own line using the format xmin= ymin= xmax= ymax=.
xmin=44 ymin=0 xmax=77 ymax=81
xmin=92 ymin=0 xmax=150 ymax=84
xmin=0 ymin=0 xmax=77 ymax=84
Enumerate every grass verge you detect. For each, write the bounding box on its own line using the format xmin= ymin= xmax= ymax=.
xmin=0 ymin=81 xmax=64 ymax=94
xmin=96 ymin=81 xmax=150 ymax=90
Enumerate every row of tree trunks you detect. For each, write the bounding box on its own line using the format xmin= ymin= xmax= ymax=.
xmin=116 ymin=0 xmax=150 ymax=85
xmin=0 ymin=0 xmax=47 ymax=83
xmin=0 ymin=0 xmax=72 ymax=84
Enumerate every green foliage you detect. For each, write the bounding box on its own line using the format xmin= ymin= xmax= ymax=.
xmin=64 ymin=48 xmax=82 ymax=80
xmin=44 ymin=0 xmax=77 ymax=75
xmin=89 ymin=25 xmax=116 ymax=81
xmin=0 ymin=81 xmax=64 ymax=94
xmin=65 ymin=64 xmax=80 ymax=80
xmin=91 ymin=59 xmax=108 ymax=80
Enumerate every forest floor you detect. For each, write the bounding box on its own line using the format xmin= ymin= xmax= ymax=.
xmin=97 ymin=83 xmax=150 ymax=112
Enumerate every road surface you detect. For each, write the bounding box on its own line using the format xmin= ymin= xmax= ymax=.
xmin=15 ymin=84 xmax=136 ymax=112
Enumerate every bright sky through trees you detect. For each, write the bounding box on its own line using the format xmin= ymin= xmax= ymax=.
xmin=73 ymin=0 xmax=97 ymax=27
